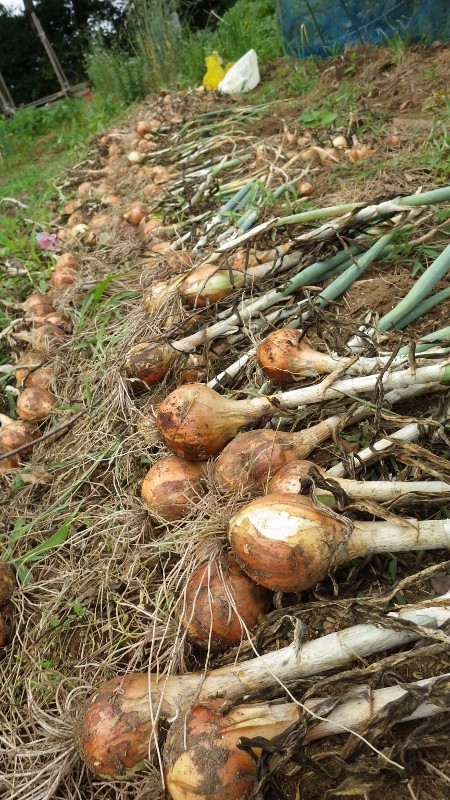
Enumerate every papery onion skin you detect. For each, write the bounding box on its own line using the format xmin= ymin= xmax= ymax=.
xmin=179 ymin=265 xmax=247 ymax=308
xmin=44 ymin=312 xmax=72 ymax=334
xmin=181 ymin=555 xmax=272 ymax=650
xmin=267 ymin=459 xmax=320 ymax=493
xmin=164 ymin=700 xmax=260 ymax=800
xmin=32 ymin=323 xmax=69 ymax=355
xmin=125 ymin=341 xmax=176 ymax=385
xmin=0 ymin=416 xmax=40 ymax=469
xmin=229 ymin=493 xmax=349 ymax=592
xmin=141 ymin=456 xmax=207 ymax=521
xmin=17 ymin=388 xmax=57 ymax=421
xmin=214 ymin=419 xmax=338 ymax=495
xmin=257 ymin=329 xmax=325 ymax=384
xmin=0 ymin=560 xmax=16 ymax=605
xmin=76 ymin=674 xmax=153 ymax=778
xmin=55 ymin=252 xmax=80 ymax=272
xmin=23 ymin=293 xmax=55 ymax=322
xmin=157 ymin=384 xmax=272 ymax=461
xmin=24 ymin=364 xmax=55 ymax=391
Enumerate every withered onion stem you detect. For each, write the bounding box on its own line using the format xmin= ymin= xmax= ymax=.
xmin=229 ymin=493 xmax=450 ymax=592
xmin=77 ymin=597 xmax=450 ymax=779
xmin=157 ymin=384 xmax=272 ymax=460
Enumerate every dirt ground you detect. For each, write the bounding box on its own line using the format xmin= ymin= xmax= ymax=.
xmin=1 ymin=45 xmax=450 ymax=800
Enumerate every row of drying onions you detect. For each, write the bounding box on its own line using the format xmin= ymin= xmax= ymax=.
xmin=0 ymin=251 xmax=82 ymax=474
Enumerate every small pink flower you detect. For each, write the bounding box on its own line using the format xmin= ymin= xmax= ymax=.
xmin=36 ymin=231 xmax=60 ymax=250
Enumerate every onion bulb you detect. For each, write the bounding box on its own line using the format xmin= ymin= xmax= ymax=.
xmin=22 ymin=293 xmax=55 ymax=322
xmin=156 ymin=384 xmax=272 ymax=460
xmin=141 ymin=456 xmax=207 ymax=521
xmin=257 ymin=329 xmax=345 ymax=384
xmin=51 ymin=265 xmax=78 ymax=291
xmin=125 ymin=341 xmax=176 ymax=386
xmin=32 ymin=322 xmax=69 ymax=355
xmin=138 ymin=215 xmax=162 ymax=243
xmin=180 ymin=555 xmax=272 ymax=650
xmin=127 ymin=150 xmax=143 ymax=164
xmin=136 ymin=120 xmax=152 ymax=137
xmin=55 ymin=252 xmax=80 ymax=272
xmin=179 ymin=264 xmax=249 ymax=307
xmin=123 ymin=203 xmax=148 ymax=226
xmin=229 ymin=493 xmax=450 ymax=592
xmin=0 ymin=560 xmax=15 ymax=605
xmin=44 ymin=312 xmax=72 ymax=334
xmin=17 ymin=387 xmax=57 ymax=421
xmin=164 ymin=699 xmax=296 ymax=800
xmin=0 ymin=413 xmax=40 ymax=471
xmin=229 ymin=493 xmax=354 ymax=592
xmin=214 ymin=417 xmax=340 ymax=495
xmin=15 ymin=351 xmax=54 ymax=390
xmin=348 ymin=145 xmax=373 ymax=163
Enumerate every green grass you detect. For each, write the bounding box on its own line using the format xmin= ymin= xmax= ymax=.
xmin=0 ymin=96 xmax=126 ymax=349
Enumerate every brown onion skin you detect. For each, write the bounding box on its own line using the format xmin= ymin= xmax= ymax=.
xmin=76 ymin=674 xmax=153 ymax=778
xmin=141 ymin=456 xmax=207 ymax=521
xmin=0 ymin=612 xmax=8 ymax=647
xmin=32 ymin=323 xmax=69 ymax=355
xmin=267 ymin=460 xmax=319 ymax=493
xmin=257 ymin=329 xmax=321 ymax=384
xmin=0 ymin=416 xmax=40 ymax=461
xmin=181 ymin=555 xmax=272 ymax=651
xmin=17 ymin=388 xmax=57 ymax=421
xmin=0 ymin=561 xmax=16 ymax=605
xmin=24 ymin=364 xmax=55 ymax=391
xmin=214 ymin=421 xmax=337 ymax=495
xmin=229 ymin=493 xmax=349 ymax=592
xmin=164 ymin=700 xmax=258 ymax=800
xmin=55 ymin=252 xmax=80 ymax=272
xmin=156 ymin=384 xmax=271 ymax=461
xmin=44 ymin=312 xmax=72 ymax=334
xmin=15 ymin=351 xmax=45 ymax=388
xmin=125 ymin=341 xmax=176 ymax=386
xmin=23 ymin=293 xmax=55 ymax=322
xmin=51 ymin=266 xmax=78 ymax=291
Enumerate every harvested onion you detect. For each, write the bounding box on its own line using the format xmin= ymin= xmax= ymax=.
xmin=17 ymin=387 xmax=56 ymax=421
xmin=141 ymin=456 xmax=207 ymax=521
xmin=123 ymin=203 xmax=148 ymax=226
xmin=125 ymin=341 xmax=176 ymax=386
xmin=15 ymin=351 xmax=45 ymax=387
xmin=180 ymin=555 xmax=272 ymax=650
xmin=156 ymin=384 xmax=272 ymax=460
xmin=51 ymin=265 xmax=78 ymax=291
xmin=179 ymin=264 xmax=249 ymax=307
xmin=0 ymin=413 xmax=40 ymax=471
xmin=214 ymin=417 xmax=340 ymax=494
xmin=55 ymin=252 xmax=80 ymax=272
xmin=229 ymin=493 xmax=450 ymax=592
xmin=32 ymin=322 xmax=69 ymax=355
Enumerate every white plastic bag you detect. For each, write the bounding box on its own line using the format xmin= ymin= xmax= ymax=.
xmin=218 ymin=49 xmax=260 ymax=94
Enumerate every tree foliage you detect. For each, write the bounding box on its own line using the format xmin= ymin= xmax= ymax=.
xmin=0 ymin=1 xmax=126 ymax=104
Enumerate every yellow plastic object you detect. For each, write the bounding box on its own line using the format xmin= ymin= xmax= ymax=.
xmin=202 ymin=52 xmax=234 ymax=91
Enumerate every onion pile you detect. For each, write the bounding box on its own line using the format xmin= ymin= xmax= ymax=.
xmin=180 ymin=554 xmax=272 ymax=650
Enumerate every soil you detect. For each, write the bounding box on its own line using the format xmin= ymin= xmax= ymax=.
xmin=2 ymin=44 xmax=450 ymax=800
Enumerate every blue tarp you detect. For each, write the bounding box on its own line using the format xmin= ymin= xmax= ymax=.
xmin=277 ymin=0 xmax=450 ymax=57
